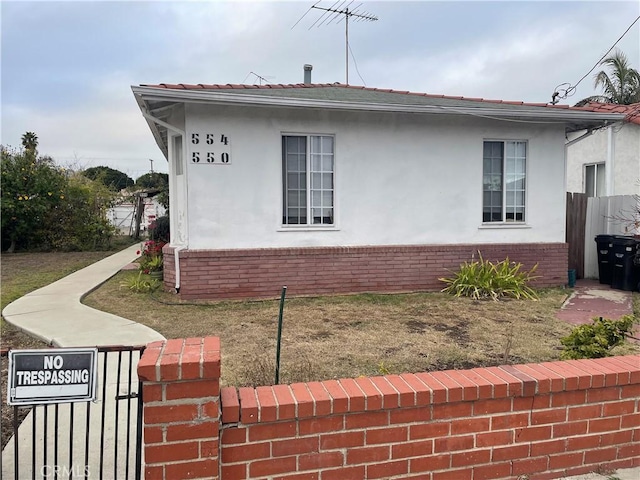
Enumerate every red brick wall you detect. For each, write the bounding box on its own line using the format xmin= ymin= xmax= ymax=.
xmin=138 ymin=337 xmax=640 ymax=480
xmin=162 ymin=243 xmax=568 ymax=300
xmin=138 ymin=338 xmax=222 ymax=480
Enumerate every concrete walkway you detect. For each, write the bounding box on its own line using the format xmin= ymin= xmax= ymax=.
xmin=560 ymin=469 xmax=640 ymax=480
xmin=557 ymin=279 xmax=639 ymax=343
xmin=556 ymin=279 xmax=634 ymax=325
xmin=2 ymin=244 xmax=164 ymax=479
xmin=2 ymin=243 xmax=164 ymax=347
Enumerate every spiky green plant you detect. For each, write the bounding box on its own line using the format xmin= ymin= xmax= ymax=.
xmin=119 ymin=272 xmax=160 ymax=293
xmin=440 ymin=253 xmax=538 ymax=301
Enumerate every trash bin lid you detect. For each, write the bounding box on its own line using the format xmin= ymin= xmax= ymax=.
xmin=611 ymin=236 xmax=638 ymax=246
xmin=595 ymin=234 xmax=614 ymax=241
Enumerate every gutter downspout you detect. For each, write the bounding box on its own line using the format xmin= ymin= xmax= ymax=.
xmin=141 ymin=107 xmax=188 ymax=292
xmin=141 ymin=112 xmax=185 ymax=137
xmin=564 ymin=127 xmax=596 ymax=148
xmin=173 ymin=245 xmax=187 ymax=293
xmin=606 ymin=126 xmax=615 ymax=196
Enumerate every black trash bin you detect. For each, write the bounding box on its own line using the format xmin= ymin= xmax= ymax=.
xmin=594 ymin=234 xmax=614 ymax=285
xmin=610 ymin=236 xmax=640 ymax=291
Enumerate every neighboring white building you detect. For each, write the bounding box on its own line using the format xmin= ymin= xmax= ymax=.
xmin=132 ymin=82 xmax=624 ymax=299
xmin=108 ymin=195 xmax=166 ymax=235
xmin=567 ymin=103 xmax=640 ymax=197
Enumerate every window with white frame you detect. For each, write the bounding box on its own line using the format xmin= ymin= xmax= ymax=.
xmin=482 ymin=140 xmax=527 ymax=223
xmin=282 ymin=135 xmax=334 ymax=225
xmin=584 ymin=163 xmax=605 ymax=197
xmin=173 ymin=135 xmax=183 ymax=176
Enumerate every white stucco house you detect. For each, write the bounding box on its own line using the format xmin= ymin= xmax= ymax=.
xmin=567 ymin=102 xmax=640 ymax=197
xmin=132 ymin=82 xmax=624 ymax=299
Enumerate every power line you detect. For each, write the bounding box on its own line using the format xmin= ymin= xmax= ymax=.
xmin=551 ymin=15 xmax=640 ymax=104
xmin=570 ymin=15 xmax=640 ymax=94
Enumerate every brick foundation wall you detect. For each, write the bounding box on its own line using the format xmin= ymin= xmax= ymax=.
xmin=138 ymin=337 xmax=640 ymax=480
xmin=162 ymin=243 xmax=568 ymax=300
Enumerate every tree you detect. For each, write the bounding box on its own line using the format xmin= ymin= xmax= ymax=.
xmin=1 ymin=143 xmax=116 ymax=252
xmin=1 ymin=146 xmax=67 ymax=251
xmin=575 ymin=49 xmax=640 ymax=106
xmin=21 ymin=131 xmax=38 ymax=155
xmin=136 ymin=172 xmax=169 ymax=210
xmin=41 ymin=172 xmax=116 ymax=251
xmin=82 ymin=166 xmax=134 ymax=191
xmin=135 ymin=172 xmax=168 ymax=189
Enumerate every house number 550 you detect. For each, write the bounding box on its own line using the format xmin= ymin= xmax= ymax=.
xmin=191 ymin=152 xmax=230 ymax=163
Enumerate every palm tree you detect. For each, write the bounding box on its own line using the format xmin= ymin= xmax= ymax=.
xmin=21 ymin=131 xmax=38 ymax=155
xmin=575 ymin=50 xmax=640 ymax=106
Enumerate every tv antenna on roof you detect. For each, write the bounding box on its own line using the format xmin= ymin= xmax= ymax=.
xmin=242 ymin=71 xmax=275 ymax=85
xmin=293 ymin=1 xmax=378 ymax=85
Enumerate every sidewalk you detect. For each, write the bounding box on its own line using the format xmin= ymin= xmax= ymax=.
xmin=2 ymin=243 xmax=164 ymax=347
xmin=2 ymin=243 xmax=164 ymax=479
xmin=556 ymin=279 xmax=634 ymax=325
xmin=557 ymin=278 xmax=639 ymax=342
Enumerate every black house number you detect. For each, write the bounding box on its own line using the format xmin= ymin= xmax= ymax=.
xmin=191 ymin=132 xmax=231 ymax=164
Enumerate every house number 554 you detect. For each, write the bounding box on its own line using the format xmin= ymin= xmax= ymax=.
xmin=191 ymin=134 xmax=229 ymax=145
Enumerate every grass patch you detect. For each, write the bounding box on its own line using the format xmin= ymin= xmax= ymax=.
xmin=84 ymin=275 xmax=640 ymax=388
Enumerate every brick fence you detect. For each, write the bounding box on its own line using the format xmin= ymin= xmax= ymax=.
xmin=137 ymin=337 xmax=639 ymax=480
xmin=163 ymin=243 xmax=568 ymax=300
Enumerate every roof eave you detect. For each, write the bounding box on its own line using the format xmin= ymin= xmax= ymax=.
xmin=132 ymin=86 xmax=170 ymax=159
xmin=131 ymin=85 xmax=626 ymax=138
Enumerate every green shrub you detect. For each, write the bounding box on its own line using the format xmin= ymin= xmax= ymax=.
xmin=149 ymin=215 xmax=169 ymax=242
xmin=560 ymin=315 xmax=636 ymax=360
xmin=440 ymin=253 xmax=538 ymax=301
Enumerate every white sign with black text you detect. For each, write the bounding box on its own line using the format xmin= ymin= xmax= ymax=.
xmin=7 ymin=348 xmax=98 ymax=405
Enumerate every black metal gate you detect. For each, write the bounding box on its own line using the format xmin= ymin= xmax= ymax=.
xmin=1 ymin=345 xmax=145 ymax=480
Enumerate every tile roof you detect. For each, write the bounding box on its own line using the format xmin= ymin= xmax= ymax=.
xmin=581 ymin=102 xmax=640 ymax=125
xmin=141 ymin=82 xmax=608 ymax=113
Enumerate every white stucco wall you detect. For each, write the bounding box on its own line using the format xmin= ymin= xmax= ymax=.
xmin=566 ymin=124 xmax=640 ymax=196
xmin=176 ymin=103 xmax=567 ymax=250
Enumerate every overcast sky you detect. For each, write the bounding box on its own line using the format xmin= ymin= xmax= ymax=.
xmin=2 ymin=0 xmax=639 ymax=178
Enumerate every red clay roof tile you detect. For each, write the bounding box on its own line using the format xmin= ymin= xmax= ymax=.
xmin=583 ymin=102 xmax=640 ymax=124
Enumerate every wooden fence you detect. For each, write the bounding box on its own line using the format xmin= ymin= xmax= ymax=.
xmin=567 ymin=194 xmax=638 ymax=279
xmin=566 ymin=192 xmax=587 ymax=278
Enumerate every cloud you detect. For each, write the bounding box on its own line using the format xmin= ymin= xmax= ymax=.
xmin=360 ymin=3 xmax=639 ymax=104
xmin=2 ymin=76 xmax=163 ymax=178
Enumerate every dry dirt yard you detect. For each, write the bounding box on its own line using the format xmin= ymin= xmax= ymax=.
xmin=84 ymin=272 xmax=640 ymax=388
